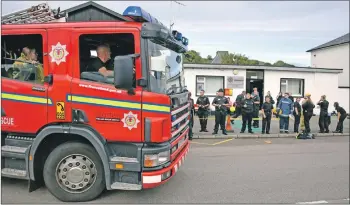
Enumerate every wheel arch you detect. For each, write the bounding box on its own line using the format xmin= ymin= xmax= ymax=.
xmin=29 ymin=124 xmax=112 ymax=190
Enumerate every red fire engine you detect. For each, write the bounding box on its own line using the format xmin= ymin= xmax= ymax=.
xmin=1 ymin=4 xmax=190 ymax=202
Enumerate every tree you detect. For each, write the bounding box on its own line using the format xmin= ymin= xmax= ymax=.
xmin=273 ymin=60 xmax=295 ymax=67
xmin=207 ymin=55 xmax=213 ymax=61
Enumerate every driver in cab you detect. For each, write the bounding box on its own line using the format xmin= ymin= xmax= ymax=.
xmin=87 ymin=44 xmax=114 ymax=77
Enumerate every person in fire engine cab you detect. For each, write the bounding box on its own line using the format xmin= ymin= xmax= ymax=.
xmin=12 ymin=47 xmax=31 ymax=78
xmin=88 ymin=44 xmax=114 ymax=77
xmin=196 ymin=89 xmax=210 ymax=132
xmin=29 ymin=48 xmax=44 ymax=84
xmin=212 ymin=88 xmax=230 ymax=135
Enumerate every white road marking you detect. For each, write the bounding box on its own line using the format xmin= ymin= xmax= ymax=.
xmin=296 ymin=200 xmax=328 ymax=204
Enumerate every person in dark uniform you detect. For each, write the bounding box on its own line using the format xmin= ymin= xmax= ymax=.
xmin=188 ymin=92 xmax=195 ymax=140
xmin=293 ymin=97 xmax=302 ymax=133
xmin=302 ymin=93 xmax=315 ymax=134
xmin=333 ymin=102 xmax=347 ymax=133
xmin=212 ymin=89 xmax=229 ymax=135
xmin=233 ymin=91 xmax=246 ymax=118
xmin=317 ymin=95 xmax=329 ymax=133
xmin=261 ymin=96 xmax=273 ymax=134
xmin=196 ymin=89 xmax=210 ymax=132
xmin=251 ymin=88 xmax=260 ymax=128
xmin=241 ymin=93 xmax=254 ymax=134
xmin=87 ymin=44 xmax=114 ymax=76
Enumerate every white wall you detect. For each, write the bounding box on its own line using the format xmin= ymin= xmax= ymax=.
xmin=184 ymin=68 xmax=246 ymax=111
xmin=338 ymin=88 xmax=350 ymax=113
xmin=310 ymin=43 xmax=349 ymax=87
xmin=184 ymin=68 xmax=343 ymax=114
xmin=264 ymin=70 xmax=340 ymax=114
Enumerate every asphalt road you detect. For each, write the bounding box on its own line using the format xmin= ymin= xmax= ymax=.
xmin=2 ymin=136 xmax=349 ymax=204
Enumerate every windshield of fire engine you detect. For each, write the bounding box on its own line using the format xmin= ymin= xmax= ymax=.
xmin=147 ymin=40 xmax=184 ymax=94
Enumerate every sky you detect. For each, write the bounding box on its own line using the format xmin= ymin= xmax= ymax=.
xmin=2 ymin=1 xmax=349 ymax=66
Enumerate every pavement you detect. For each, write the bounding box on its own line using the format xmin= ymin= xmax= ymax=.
xmin=192 ymin=115 xmax=350 ymax=138
xmin=2 ymin=136 xmax=349 ymax=204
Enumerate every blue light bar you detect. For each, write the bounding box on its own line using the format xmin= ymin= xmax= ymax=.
xmin=123 ymin=6 xmax=159 ymax=23
xmin=172 ymin=30 xmax=182 ymax=41
xmin=182 ymin=37 xmax=189 ymax=46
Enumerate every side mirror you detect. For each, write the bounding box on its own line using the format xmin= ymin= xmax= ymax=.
xmin=114 ymin=55 xmax=134 ymax=90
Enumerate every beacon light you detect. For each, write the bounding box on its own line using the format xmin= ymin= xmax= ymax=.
xmin=182 ymin=37 xmax=189 ymax=46
xmin=123 ymin=6 xmax=161 ymax=24
xmin=172 ymin=30 xmax=182 ymax=41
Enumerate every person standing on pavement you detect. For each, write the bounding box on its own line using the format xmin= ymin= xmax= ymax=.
xmin=293 ymin=97 xmax=302 ymax=133
xmin=302 ymin=93 xmax=315 ymax=134
xmin=251 ymin=88 xmax=260 ymax=128
xmin=196 ymin=89 xmax=210 ymax=132
xmin=241 ymin=93 xmax=254 ymax=134
xmin=277 ymin=93 xmax=293 ymax=133
xmin=288 ymin=93 xmax=294 ymax=103
xmin=212 ymin=89 xmax=230 ymax=135
xmin=265 ymin=91 xmax=275 ymax=105
xmin=233 ymin=91 xmax=246 ymax=118
xmin=261 ymin=96 xmax=273 ymax=134
xmin=188 ymin=92 xmax=195 ymax=140
xmin=317 ymin=95 xmax=330 ymax=133
xmin=333 ymin=102 xmax=347 ymax=134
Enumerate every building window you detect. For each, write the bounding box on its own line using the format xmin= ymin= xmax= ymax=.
xmin=196 ymin=75 xmax=224 ymax=96
xmin=280 ymin=78 xmax=304 ymax=97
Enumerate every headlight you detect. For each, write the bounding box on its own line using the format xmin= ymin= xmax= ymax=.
xmin=144 ymin=150 xmax=170 ymax=167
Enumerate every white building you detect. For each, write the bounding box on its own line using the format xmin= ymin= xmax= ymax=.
xmin=183 ymin=63 xmax=343 ymax=114
xmin=306 ymin=33 xmax=349 ymax=112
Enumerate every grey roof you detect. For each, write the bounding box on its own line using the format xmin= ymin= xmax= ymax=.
xmin=184 ymin=63 xmax=343 ymax=74
xmin=211 ymin=51 xmax=229 ymax=64
xmin=306 ymin=33 xmax=349 ymax=52
xmin=63 ymin=1 xmax=130 ymax=21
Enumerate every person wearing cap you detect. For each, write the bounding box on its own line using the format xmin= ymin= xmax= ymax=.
xmin=277 ymin=92 xmax=293 ymax=133
xmin=302 ymin=93 xmax=315 ymax=134
xmin=333 ymin=102 xmax=347 ymax=133
xmin=317 ymin=95 xmax=330 ymax=133
xmin=196 ymin=89 xmax=210 ymax=132
xmin=212 ymin=88 xmax=230 ymax=135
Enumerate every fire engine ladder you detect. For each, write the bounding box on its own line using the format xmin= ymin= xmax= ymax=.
xmin=1 ymin=3 xmax=66 ymax=25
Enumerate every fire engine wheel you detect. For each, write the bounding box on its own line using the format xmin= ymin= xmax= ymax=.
xmin=43 ymin=142 xmax=105 ymax=202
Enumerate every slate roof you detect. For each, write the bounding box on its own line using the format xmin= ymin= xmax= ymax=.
xmin=63 ymin=1 xmax=130 ymax=22
xmin=211 ymin=51 xmax=229 ymax=64
xmin=306 ymin=33 xmax=349 ymax=52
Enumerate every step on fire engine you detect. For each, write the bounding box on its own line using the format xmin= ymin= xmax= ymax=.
xmin=1 ymin=3 xmax=190 ymax=202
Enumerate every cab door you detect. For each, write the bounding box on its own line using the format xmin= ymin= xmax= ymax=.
xmin=70 ymin=27 xmax=143 ymax=142
xmin=1 ymin=29 xmax=49 ymax=134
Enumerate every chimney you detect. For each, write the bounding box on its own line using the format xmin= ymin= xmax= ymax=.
xmin=211 ymin=51 xmax=229 ymax=64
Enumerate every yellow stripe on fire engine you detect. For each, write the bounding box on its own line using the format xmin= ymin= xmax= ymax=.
xmin=142 ymin=104 xmax=170 ymax=113
xmin=67 ymin=95 xmax=141 ymax=110
xmin=1 ymin=92 xmax=53 ymax=105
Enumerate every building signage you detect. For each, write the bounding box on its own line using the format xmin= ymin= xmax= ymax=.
xmin=226 ymin=76 xmax=244 ymax=89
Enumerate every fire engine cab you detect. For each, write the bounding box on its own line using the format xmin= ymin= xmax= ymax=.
xmin=1 ymin=4 xmax=190 ymax=202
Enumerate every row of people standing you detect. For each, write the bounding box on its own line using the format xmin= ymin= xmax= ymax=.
xmin=192 ymin=89 xmax=347 ymax=136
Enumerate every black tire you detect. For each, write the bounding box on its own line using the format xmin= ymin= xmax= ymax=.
xmin=43 ymin=142 xmax=105 ymax=202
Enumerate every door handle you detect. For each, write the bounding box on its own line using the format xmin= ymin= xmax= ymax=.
xmin=1 ymin=107 xmax=6 ymax=117
xmin=32 ymin=86 xmax=46 ymax=92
